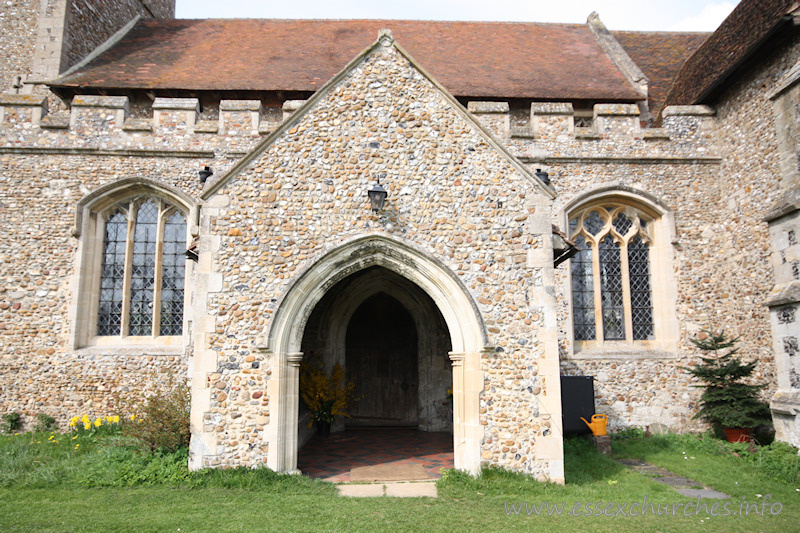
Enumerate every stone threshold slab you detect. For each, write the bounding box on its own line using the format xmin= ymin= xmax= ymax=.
xmin=617 ymin=459 xmax=730 ymax=499
xmin=349 ymin=463 xmax=430 ymax=482
xmin=337 ymin=481 xmax=438 ymax=498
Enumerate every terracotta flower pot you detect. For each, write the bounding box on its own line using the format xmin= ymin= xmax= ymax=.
xmin=723 ymin=427 xmax=751 ymax=443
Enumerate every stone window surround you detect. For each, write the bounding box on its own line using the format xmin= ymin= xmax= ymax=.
xmin=69 ymin=177 xmax=198 ymax=351
xmin=560 ymin=185 xmax=679 ymax=360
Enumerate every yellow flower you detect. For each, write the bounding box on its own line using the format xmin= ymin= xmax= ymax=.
xmin=94 ymin=418 xmax=102 ymax=427
xmin=48 ymin=435 xmax=54 ymax=441
xmin=83 ymin=423 xmax=91 ymax=431
xmin=72 ymin=435 xmax=77 ymax=440
xmin=74 ymin=444 xmax=79 ymax=450
xmin=81 ymin=415 xmax=90 ymax=423
xmin=112 ymin=415 xmax=120 ymax=424
xmin=130 ymin=414 xmax=137 ymax=421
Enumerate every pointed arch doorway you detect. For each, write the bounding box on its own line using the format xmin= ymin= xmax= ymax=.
xmin=300 ymin=267 xmax=453 ymax=433
xmin=262 ymin=235 xmax=487 ymax=475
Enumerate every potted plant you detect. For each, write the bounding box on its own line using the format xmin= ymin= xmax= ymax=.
xmin=683 ymin=329 xmax=772 ymax=442
xmin=299 ymin=359 xmax=358 ymax=435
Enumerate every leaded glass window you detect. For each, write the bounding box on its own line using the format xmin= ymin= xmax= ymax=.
xmin=97 ymin=211 xmax=127 ymax=336
xmin=571 ymin=235 xmax=596 ymax=341
xmin=96 ymin=197 xmax=187 ymax=337
xmin=569 ymin=204 xmax=654 ymax=343
xmin=160 ymin=211 xmax=187 ymax=336
xmin=628 ymin=235 xmax=654 ymax=340
xmin=599 ymin=234 xmax=625 ymax=340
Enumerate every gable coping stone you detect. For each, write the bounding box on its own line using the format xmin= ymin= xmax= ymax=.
xmin=153 ymin=97 xmax=200 ymax=111
xmin=72 ymin=95 xmax=128 ymax=108
xmin=587 ymin=11 xmax=648 ymax=98
xmin=531 ymin=103 xmax=574 ymax=116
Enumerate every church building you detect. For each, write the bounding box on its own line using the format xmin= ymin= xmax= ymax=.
xmin=0 ymin=0 xmax=798 ymax=482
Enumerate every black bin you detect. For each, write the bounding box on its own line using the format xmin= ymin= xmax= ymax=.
xmin=560 ymin=375 xmax=595 ymax=435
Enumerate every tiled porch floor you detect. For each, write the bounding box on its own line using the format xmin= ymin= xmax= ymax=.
xmin=297 ymin=427 xmax=454 ymax=482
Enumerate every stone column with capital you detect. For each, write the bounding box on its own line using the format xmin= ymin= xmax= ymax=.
xmin=265 ymin=352 xmax=303 ymax=473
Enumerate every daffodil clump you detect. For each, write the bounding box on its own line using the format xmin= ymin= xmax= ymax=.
xmin=68 ymin=414 xmax=134 ymax=437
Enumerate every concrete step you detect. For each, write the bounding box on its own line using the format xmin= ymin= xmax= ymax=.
xmin=337 ymin=480 xmax=438 ymax=498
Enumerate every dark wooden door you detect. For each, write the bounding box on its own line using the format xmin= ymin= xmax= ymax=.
xmin=346 ymin=293 xmax=418 ymax=426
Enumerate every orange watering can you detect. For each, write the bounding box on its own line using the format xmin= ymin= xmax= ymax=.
xmin=580 ymin=414 xmax=608 ymax=436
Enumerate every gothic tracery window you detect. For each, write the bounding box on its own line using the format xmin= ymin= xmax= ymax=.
xmin=97 ymin=197 xmax=187 ymax=337
xmin=569 ymin=203 xmax=654 ymax=343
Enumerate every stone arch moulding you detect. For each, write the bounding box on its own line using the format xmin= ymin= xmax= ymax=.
xmin=69 ymin=177 xmax=199 ymax=350
xmin=73 ymin=176 xmax=199 ymax=238
xmin=317 ymin=267 xmax=447 ymax=369
xmin=259 ymin=234 xmax=488 ymax=474
xmin=560 ymin=183 xmax=676 ymax=244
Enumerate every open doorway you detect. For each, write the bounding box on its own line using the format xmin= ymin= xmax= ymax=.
xmin=297 ymin=266 xmax=453 ymax=478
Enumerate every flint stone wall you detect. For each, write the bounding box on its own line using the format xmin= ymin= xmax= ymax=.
xmin=0 ymin=96 xmax=265 ymax=427
xmin=0 ymin=23 xmax=788 ymax=465
xmin=192 ymin=43 xmax=560 ymax=477
xmin=549 ymin=34 xmax=800 ymax=432
xmin=0 ymin=0 xmax=40 ymax=92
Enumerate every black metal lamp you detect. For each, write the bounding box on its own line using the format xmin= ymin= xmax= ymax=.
xmin=535 ymin=168 xmax=550 ymax=186
xmin=367 ymin=180 xmax=388 ymax=212
xmin=184 ymin=236 xmax=199 ymax=262
xmin=199 ymin=166 xmax=214 ymax=184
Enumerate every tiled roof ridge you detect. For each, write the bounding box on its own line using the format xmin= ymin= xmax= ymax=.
xmin=143 ymin=17 xmax=589 ymax=26
xmin=612 ymin=30 xmax=711 ymax=36
xmin=50 ymin=17 xmax=641 ymax=101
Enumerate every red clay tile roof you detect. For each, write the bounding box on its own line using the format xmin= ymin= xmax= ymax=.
xmin=51 ymin=19 xmax=642 ymax=101
xmin=664 ymin=0 xmax=800 ymax=107
xmin=612 ymin=30 xmax=709 ymax=119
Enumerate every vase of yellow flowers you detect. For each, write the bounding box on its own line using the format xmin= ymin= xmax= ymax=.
xmin=300 ymin=359 xmax=358 ymax=436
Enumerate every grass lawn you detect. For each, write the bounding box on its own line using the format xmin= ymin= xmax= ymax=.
xmin=1 ymin=431 xmax=798 ymax=532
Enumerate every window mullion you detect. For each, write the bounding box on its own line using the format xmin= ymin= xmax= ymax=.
xmin=591 ymin=237 xmax=604 ymax=343
xmin=152 ymin=205 xmax=166 ymax=338
xmin=620 ymin=238 xmax=633 ymax=341
xmin=120 ymin=202 xmax=136 ymax=337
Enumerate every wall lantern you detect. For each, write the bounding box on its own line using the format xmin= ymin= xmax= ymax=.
xmin=199 ymin=166 xmax=214 ymax=184
xmin=367 ymin=180 xmax=388 ymax=212
xmin=184 ymin=236 xmax=199 ymax=262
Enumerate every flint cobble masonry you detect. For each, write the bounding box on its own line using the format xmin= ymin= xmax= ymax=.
xmin=1 ymin=0 xmax=798 ymax=478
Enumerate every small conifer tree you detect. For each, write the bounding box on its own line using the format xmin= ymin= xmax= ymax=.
xmin=684 ymin=330 xmax=771 ymax=429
